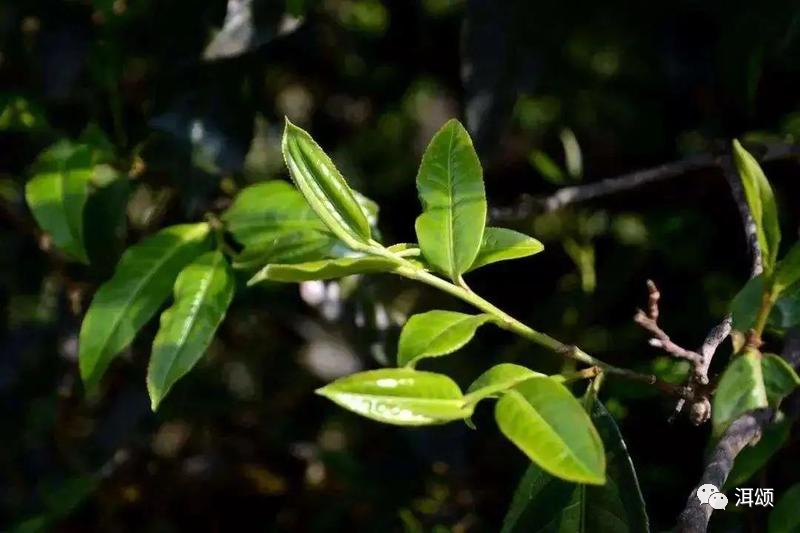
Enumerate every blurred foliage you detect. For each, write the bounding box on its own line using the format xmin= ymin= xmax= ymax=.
xmin=1 ymin=0 xmax=800 ymax=531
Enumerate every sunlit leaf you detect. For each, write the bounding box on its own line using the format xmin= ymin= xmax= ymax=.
xmin=712 ymin=350 xmax=768 ymax=436
xmin=464 ymin=363 xmax=543 ymax=404
xmin=468 ymin=227 xmax=543 ymax=272
xmin=316 ymin=368 xmax=471 ymax=426
xmin=79 ymin=223 xmax=211 ymax=391
xmin=732 ymin=139 xmax=781 ymax=272
xmin=148 ymin=251 xmax=235 ymax=410
xmin=769 ymin=483 xmax=800 ymax=533
xmin=397 ymin=310 xmax=492 ymax=367
xmin=415 ymin=119 xmax=486 ymax=280
xmin=502 ymin=400 xmax=648 ymax=533
xmin=232 ymin=230 xmax=338 ymax=270
xmin=495 ymin=377 xmax=605 ymax=484
xmin=282 ymin=119 xmax=371 ymax=248
xmin=248 ymin=256 xmax=398 ymax=284
xmin=25 ymin=142 xmax=93 ymax=263
xmin=761 ymin=353 xmax=800 ymax=407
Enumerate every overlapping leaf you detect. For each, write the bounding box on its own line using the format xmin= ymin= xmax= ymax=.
xmin=397 ymin=310 xmax=492 ymax=367
xmin=761 ymin=353 xmax=800 ymax=406
xmin=468 ymin=227 xmax=543 ymax=272
xmin=464 ymin=363 xmax=543 ymax=404
xmin=148 ymin=251 xmax=235 ymax=410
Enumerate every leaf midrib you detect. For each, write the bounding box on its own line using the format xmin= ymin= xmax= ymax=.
xmin=407 ymin=314 xmax=488 ymax=365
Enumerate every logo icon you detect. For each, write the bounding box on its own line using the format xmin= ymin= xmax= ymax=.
xmin=696 ymin=484 xmax=728 ymax=510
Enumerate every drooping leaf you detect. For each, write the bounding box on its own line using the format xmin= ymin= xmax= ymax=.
xmin=464 ymin=363 xmax=543 ymax=404
xmin=221 ymin=180 xmax=327 ymax=247
xmin=502 ymin=400 xmax=648 ymax=533
xmin=712 ymin=350 xmax=768 ymax=436
xmin=25 ymin=142 xmax=93 ymax=263
xmin=282 ymin=119 xmax=371 ymax=248
xmin=468 ymin=227 xmax=543 ymax=272
xmin=495 ymin=377 xmax=605 ymax=485
xmin=774 ymin=241 xmax=800 ymax=293
xmin=732 ymin=139 xmax=781 ymax=272
xmin=415 ymin=119 xmax=486 ymax=280
xmin=769 ymin=483 xmax=800 ymax=533
xmin=147 ymin=251 xmax=235 ymax=410
xmin=761 ymin=353 xmax=800 ymax=406
xmin=232 ymin=230 xmax=338 ymax=270
xmin=248 ymin=256 xmax=398 ymax=284
xmin=79 ymin=223 xmax=211 ymax=391
xmin=397 ymin=310 xmax=492 ymax=367
xmin=316 ymin=369 xmax=471 ymax=426
xmin=724 ymin=418 xmax=790 ymax=490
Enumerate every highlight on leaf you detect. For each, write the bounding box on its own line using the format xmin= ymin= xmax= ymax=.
xmin=396 ymin=310 xmax=492 ymax=367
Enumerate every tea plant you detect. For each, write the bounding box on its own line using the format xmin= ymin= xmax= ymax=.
xmin=24 ymin=118 xmax=800 ymax=531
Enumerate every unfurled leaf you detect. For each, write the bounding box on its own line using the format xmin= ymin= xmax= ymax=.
xmin=774 ymin=242 xmax=800 ymax=293
xmin=282 ymin=119 xmax=371 ymax=248
xmin=248 ymin=256 xmax=398 ymax=284
xmin=732 ymin=139 xmax=781 ymax=272
xmin=495 ymin=377 xmax=605 ymax=485
xmin=769 ymin=483 xmax=800 ymax=533
xmin=761 ymin=353 xmax=800 ymax=406
xmin=464 ymin=363 xmax=543 ymax=404
xmin=770 ymin=283 xmax=800 ymax=328
xmin=316 ymin=369 xmax=471 ymax=426
xmin=221 ymin=180 xmax=327 ymax=247
xmin=724 ymin=418 xmax=790 ymax=490
xmin=730 ymin=274 xmax=766 ymax=334
xmin=147 ymin=251 xmax=235 ymax=410
xmin=25 ymin=142 xmax=93 ymax=263
xmin=502 ymin=400 xmax=648 ymax=533
xmin=232 ymin=230 xmax=337 ymax=270
xmin=415 ymin=119 xmax=486 ymax=280
xmin=397 ymin=310 xmax=492 ymax=368
xmin=79 ymin=223 xmax=211 ymax=391
xmin=712 ymin=350 xmax=768 ymax=436
xmin=468 ymin=227 xmax=543 ymax=272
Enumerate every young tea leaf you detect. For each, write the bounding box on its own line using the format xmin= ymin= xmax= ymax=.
xmin=774 ymin=241 xmax=800 ymax=293
xmin=730 ymin=274 xmax=766 ymax=334
xmin=316 ymin=368 xmax=472 ymax=426
xmin=732 ymin=139 xmax=781 ymax=273
xmin=712 ymin=349 xmax=768 ymax=437
xmin=502 ymin=400 xmax=648 ymax=533
xmin=232 ymin=230 xmax=338 ymax=271
xmin=464 ymin=363 xmax=543 ymax=404
xmin=495 ymin=377 xmax=606 ymax=485
xmin=79 ymin=223 xmax=211 ymax=392
xmin=415 ymin=119 xmax=486 ymax=280
xmin=147 ymin=251 xmax=235 ymax=410
xmin=397 ymin=310 xmax=492 ymax=367
xmin=248 ymin=256 xmax=398 ymax=284
xmin=282 ymin=119 xmax=371 ymax=248
xmin=468 ymin=227 xmax=543 ymax=272
xmin=761 ymin=353 xmax=800 ymax=407
xmin=25 ymin=142 xmax=93 ymax=263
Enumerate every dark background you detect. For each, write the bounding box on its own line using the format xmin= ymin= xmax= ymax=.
xmin=1 ymin=0 xmax=799 ymax=531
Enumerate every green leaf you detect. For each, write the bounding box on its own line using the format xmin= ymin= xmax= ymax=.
xmin=724 ymin=418 xmax=790 ymax=490
xmin=774 ymin=242 xmax=800 ymax=293
xmin=232 ymin=230 xmax=338 ymax=270
xmin=468 ymin=227 xmax=544 ymax=272
xmin=465 ymin=363 xmax=543 ymax=404
xmin=221 ymin=180 xmax=327 ymax=247
xmin=397 ymin=310 xmax=492 ymax=368
xmin=732 ymin=139 xmax=781 ymax=273
xmin=25 ymin=142 xmax=93 ymax=263
xmin=248 ymin=256 xmax=398 ymax=284
xmin=769 ymin=483 xmax=800 ymax=533
xmin=712 ymin=350 xmax=768 ymax=437
xmin=770 ymin=283 xmax=800 ymax=328
xmin=282 ymin=119 xmax=371 ymax=248
xmin=502 ymin=400 xmax=648 ymax=533
xmin=731 ymin=274 xmax=766 ymax=333
xmin=495 ymin=377 xmax=606 ymax=485
xmin=761 ymin=353 xmax=800 ymax=406
xmin=147 ymin=251 xmax=235 ymax=410
xmin=79 ymin=223 xmax=211 ymax=391
xmin=415 ymin=119 xmax=486 ymax=280
xmin=316 ymin=368 xmax=471 ymax=426
xmin=0 ymin=93 xmax=50 ymax=132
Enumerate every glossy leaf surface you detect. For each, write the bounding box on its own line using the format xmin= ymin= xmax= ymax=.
xmin=147 ymin=251 xmax=235 ymax=410
xmin=465 ymin=363 xmax=543 ymax=404
xmin=712 ymin=350 xmax=768 ymax=436
xmin=316 ymin=369 xmax=471 ymax=426
xmin=468 ymin=227 xmax=543 ymax=271
xmin=79 ymin=223 xmax=211 ymax=391
xmin=415 ymin=119 xmax=486 ymax=280
xmin=495 ymin=377 xmax=605 ymax=484
xmin=397 ymin=310 xmax=492 ymax=367
xmin=232 ymin=230 xmax=337 ymax=270
xmin=248 ymin=256 xmax=398 ymax=284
